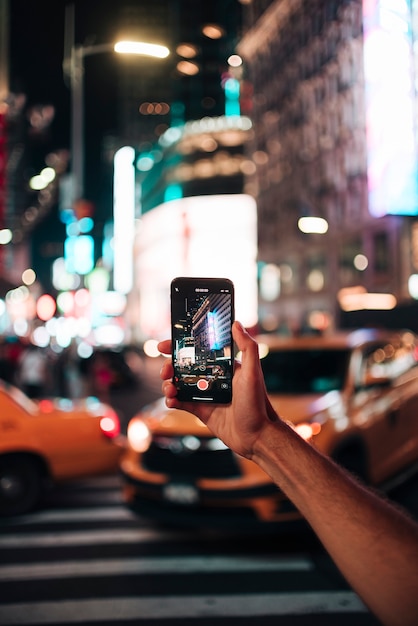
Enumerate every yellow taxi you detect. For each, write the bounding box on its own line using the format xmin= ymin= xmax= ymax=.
xmin=120 ymin=329 xmax=418 ymax=531
xmin=0 ymin=382 xmax=123 ymax=516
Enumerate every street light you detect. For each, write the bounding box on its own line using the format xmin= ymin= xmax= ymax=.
xmin=114 ymin=41 xmax=169 ymax=58
xmin=64 ymin=4 xmax=170 ymax=207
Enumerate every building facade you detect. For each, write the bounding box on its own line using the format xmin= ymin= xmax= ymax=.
xmin=238 ymin=0 xmax=418 ymax=332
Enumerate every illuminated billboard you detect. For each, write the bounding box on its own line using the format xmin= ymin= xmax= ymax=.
xmin=363 ymin=0 xmax=418 ymax=216
xmin=133 ymin=194 xmax=258 ymax=339
xmin=113 ymin=146 xmax=135 ymax=294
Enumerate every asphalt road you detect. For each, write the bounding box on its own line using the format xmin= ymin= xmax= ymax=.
xmin=0 ymin=474 xmax=384 ymax=626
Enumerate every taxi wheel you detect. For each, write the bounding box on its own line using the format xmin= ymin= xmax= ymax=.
xmin=0 ymin=456 xmax=43 ymax=517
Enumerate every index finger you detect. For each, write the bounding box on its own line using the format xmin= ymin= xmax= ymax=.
xmin=158 ymin=339 xmax=171 ymax=356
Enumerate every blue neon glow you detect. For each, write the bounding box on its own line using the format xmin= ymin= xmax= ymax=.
xmin=64 ymin=235 xmax=94 ymax=275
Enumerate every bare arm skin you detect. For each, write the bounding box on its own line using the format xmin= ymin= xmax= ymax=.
xmin=159 ymin=321 xmax=418 ymax=626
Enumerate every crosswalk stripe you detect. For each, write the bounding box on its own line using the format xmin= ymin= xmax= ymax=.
xmin=0 ymin=591 xmax=369 ymax=623
xmin=0 ymin=554 xmax=313 ymax=581
xmin=0 ymin=506 xmax=135 ymax=525
xmin=0 ymin=527 xmax=185 ymax=548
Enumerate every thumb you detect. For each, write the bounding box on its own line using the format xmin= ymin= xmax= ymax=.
xmin=232 ymin=321 xmax=259 ymax=366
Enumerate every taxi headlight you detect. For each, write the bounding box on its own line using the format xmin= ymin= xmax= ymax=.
xmin=127 ymin=418 xmax=152 ymax=452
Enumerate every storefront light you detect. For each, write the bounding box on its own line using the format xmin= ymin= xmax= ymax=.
xmin=353 ymin=254 xmax=368 ymax=271
xmin=32 ymin=326 xmax=50 ymax=348
xmin=408 ymin=274 xmax=418 ymax=299
xmin=37 ymin=294 xmax=56 ymax=321
xmin=298 ymin=217 xmax=329 ymax=234
xmin=0 ymin=229 xmax=12 ymax=244
xmin=56 ymin=291 xmax=74 ymax=315
xmin=260 ymin=264 xmax=281 ymax=301
xmin=13 ymin=318 xmax=28 ymax=336
xmin=85 ymin=267 xmax=110 ymax=294
xmin=22 ymin=268 xmax=36 ymax=285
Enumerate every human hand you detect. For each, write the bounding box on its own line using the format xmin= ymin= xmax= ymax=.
xmin=158 ymin=321 xmax=278 ymax=459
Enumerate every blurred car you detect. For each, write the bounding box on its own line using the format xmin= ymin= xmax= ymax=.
xmin=0 ymin=382 xmax=124 ymax=516
xmin=120 ymin=329 xmax=418 ymax=531
xmin=80 ymin=347 xmax=141 ymax=393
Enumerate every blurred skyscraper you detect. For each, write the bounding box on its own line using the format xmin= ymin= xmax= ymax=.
xmin=238 ymin=0 xmax=418 ymax=332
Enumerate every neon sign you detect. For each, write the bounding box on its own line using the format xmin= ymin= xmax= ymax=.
xmin=363 ymin=0 xmax=418 ymax=216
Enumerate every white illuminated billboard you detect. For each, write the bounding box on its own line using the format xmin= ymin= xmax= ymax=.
xmin=363 ymin=0 xmax=418 ymax=216
xmin=113 ymin=146 xmax=135 ymax=293
xmin=133 ymin=194 xmax=258 ymax=338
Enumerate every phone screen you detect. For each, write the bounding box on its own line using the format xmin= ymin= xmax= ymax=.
xmin=171 ymin=277 xmax=234 ymax=403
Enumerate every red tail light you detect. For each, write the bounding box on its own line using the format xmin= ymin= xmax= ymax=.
xmin=38 ymin=399 xmax=55 ymax=413
xmin=100 ymin=409 xmax=120 ymax=438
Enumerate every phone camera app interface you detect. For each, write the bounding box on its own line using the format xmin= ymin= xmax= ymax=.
xmin=172 ymin=284 xmax=233 ymax=402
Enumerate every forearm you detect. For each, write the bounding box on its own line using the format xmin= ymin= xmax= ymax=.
xmin=252 ymin=420 xmax=418 ymax=626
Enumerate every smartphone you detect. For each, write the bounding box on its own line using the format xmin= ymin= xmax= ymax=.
xmin=170 ymin=277 xmax=234 ymax=403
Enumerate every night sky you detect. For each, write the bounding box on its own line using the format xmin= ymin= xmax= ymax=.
xmin=9 ymin=0 xmax=124 ymax=153
xmin=7 ymin=0 xmax=130 ymax=288
xmin=8 ymin=0 xmax=244 ymax=155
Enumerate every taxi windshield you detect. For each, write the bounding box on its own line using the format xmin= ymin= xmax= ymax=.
xmin=1 ymin=382 xmax=39 ymax=413
xmin=261 ymin=348 xmax=351 ymax=394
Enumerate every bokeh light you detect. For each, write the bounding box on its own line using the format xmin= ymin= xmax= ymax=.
xmin=37 ymin=294 xmax=56 ymax=321
xmin=22 ymin=268 xmax=36 ymax=285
